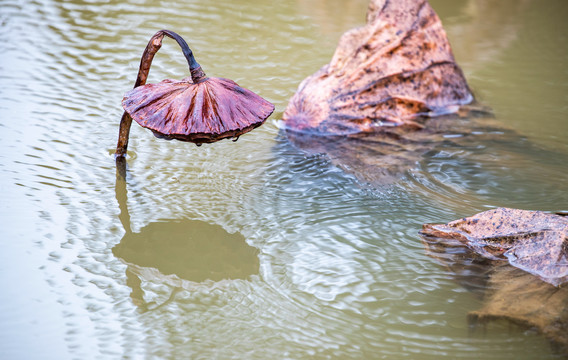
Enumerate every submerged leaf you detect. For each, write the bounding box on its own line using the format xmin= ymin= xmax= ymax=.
xmin=422 ymin=229 xmax=568 ymax=352
xmin=468 ymin=265 xmax=568 ymax=352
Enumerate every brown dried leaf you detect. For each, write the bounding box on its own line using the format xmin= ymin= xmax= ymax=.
xmin=421 ymin=207 xmax=568 ymax=286
xmin=421 ymin=216 xmax=568 ymax=351
xmin=123 ymin=76 xmax=274 ymax=144
xmin=283 ymin=0 xmax=473 ymax=134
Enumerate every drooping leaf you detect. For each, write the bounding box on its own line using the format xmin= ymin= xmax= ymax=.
xmin=123 ymin=76 xmax=274 ymax=144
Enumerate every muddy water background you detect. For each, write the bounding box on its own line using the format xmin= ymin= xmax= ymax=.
xmin=1 ymin=0 xmax=567 ymax=358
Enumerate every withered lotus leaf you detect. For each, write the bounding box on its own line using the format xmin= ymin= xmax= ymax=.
xmin=283 ymin=0 xmax=473 ymax=134
xmin=123 ymin=76 xmax=274 ymax=144
xmin=421 ymin=207 xmax=568 ymax=286
xmin=422 ymin=234 xmax=568 ymax=351
xmin=115 ymin=30 xmax=274 ymax=157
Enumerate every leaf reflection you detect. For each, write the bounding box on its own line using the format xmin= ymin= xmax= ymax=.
xmin=113 ymin=162 xmax=259 ymax=311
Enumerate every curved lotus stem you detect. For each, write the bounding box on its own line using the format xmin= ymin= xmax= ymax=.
xmin=115 ymin=30 xmax=206 ymax=158
xmin=160 ymin=30 xmax=207 ymax=83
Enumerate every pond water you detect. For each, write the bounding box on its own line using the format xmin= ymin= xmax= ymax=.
xmin=1 ymin=0 xmax=567 ymax=359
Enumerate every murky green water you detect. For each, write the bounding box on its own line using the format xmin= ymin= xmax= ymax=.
xmin=1 ymin=0 xmax=567 ymax=358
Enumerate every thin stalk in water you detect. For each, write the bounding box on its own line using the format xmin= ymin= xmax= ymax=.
xmin=115 ymin=30 xmax=206 ymax=158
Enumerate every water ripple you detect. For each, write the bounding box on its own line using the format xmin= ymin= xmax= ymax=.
xmin=1 ymin=0 xmax=567 ymax=358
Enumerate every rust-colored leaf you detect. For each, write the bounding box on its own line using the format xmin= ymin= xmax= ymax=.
xmin=422 ymin=222 xmax=568 ymax=351
xmin=421 ymin=207 xmax=568 ymax=286
xmin=283 ymin=0 xmax=473 ymax=134
xmin=123 ymin=76 xmax=274 ymax=144
xmin=116 ymin=30 xmax=274 ymax=157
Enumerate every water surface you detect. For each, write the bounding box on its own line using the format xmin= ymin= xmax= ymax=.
xmin=1 ymin=0 xmax=567 ymax=358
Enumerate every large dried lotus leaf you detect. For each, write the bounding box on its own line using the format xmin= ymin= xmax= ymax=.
xmin=123 ymin=77 xmax=274 ymax=143
xmin=283 ymin=0 xmax=473 ymax=134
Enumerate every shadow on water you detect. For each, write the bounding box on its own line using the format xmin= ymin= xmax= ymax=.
xmin=113 ymin=161 xmax=259 ymax=312
xmin=282 ymin=110 xmax=500 ymax=184
xmin=282 ymin=111 xmax=568 ymax=210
